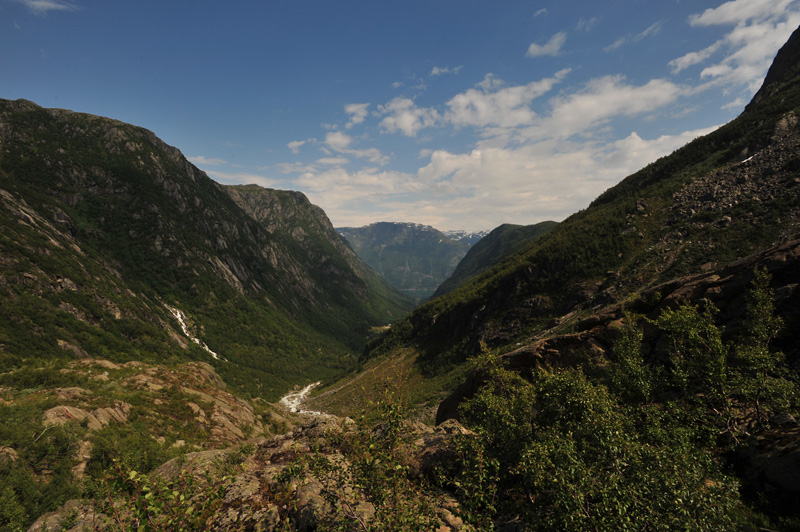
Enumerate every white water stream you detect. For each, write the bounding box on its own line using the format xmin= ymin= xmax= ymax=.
xmin=167 ymin=303 xmax=327 ymax=416
xmin=166 ymin=305 xmax=222 ymax=361
xmin=280 ymin=381 xmax=324 ymax=416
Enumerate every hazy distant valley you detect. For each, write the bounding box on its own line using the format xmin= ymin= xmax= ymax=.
xmin=336 ymin=222 xmax=490 ymax=301
xmin=2 ymin=27 xmax=800 ymax=532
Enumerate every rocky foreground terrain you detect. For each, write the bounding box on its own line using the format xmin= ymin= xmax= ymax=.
xmin=28 ymin=414 xmax=478 ymax=532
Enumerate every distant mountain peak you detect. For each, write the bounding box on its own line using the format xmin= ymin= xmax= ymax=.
xmin=336 ymin=222 xmax=483 ymax=301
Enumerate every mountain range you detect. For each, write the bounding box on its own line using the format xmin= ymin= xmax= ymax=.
xmin=2 ymin=26 xmax=800 ymax=532
xmin=337 ymin=222 xmax=489 ymax=301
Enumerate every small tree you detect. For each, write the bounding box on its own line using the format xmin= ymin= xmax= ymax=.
xmin=651 ymin=301 xmax=728 ymax=405
xmin=733 ymin=268 xmax=792 ymax=427
xmin=610 ymin=313 xmax=652 ymax=404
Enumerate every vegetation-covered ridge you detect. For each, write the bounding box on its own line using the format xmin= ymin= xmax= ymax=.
xmin=433 ymin=221 xmax=558 ymax=298
xmin=0 ymin=97 xmax=413 ymax=401
xmin=365 ymin=25 xmax=800 ymax=373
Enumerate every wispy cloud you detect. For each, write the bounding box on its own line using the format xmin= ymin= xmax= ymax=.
xmin=271 ymin=1 xmax=799 ymax=231
xmin=669 ymin=42 xmax=723 ymax=73
xmin=288 ymin=139 xmax=312 ymax=154
xmin=576 ymin=16 xmax=600 ymax=32
xmin=344 ymin=103 xmax=369 ymax=129
xmin=526 ymin=31 xmax=567 ymax=57
xmin=11 ymin=0 xmax=78 ymax=15
xmin=689 ymin=0 xmax=795 ymax=26
xmin=188 ymin=155 xmax=228 ymax=166
xmin=605 ymin=21 xmax=663 ymax=51
xmin=316 ymin=156 xmax=350 ymax=166
xmin=324 ymin=131 xmax=388 ymax=164
xmin=533 ymin=8 xmax=547 ymax=18
xmin=524 ymin=75 xmax=683 ymax=141
xmin=672 ymin=0 xmax=800 ymax=94
xmin=431 ymin=66 xmax=463 ymax=77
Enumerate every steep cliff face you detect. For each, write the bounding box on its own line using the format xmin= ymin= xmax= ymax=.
xmin=0 ymin=98 xmax=412 ymax=399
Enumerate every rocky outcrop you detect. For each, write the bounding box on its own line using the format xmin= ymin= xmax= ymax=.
xmin=42 ymin=401 xmax=131 ymax=431
xmin=27 ymin=499 xmax=108 ymax=532
xmin=24 ymin=359 xmax=285 ymax=482
xmin=29 ymin=416 xmax=477 ymax=532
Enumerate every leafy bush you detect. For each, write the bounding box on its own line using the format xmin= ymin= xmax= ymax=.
xmin=448 ymin=270 xmax=799 ymax=530
xmin=99 ymin=462 xmax=234 ymax=531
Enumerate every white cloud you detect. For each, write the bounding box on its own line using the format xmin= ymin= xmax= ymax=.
xmin=533 ymin=8 xmax=547 ymax=18
xmin=324 ymin=131 xmax=389 ymax=164
xmin=445 ymin=69 xmax=569 ymax=129
xmin=520 ymin=75 xmax=683 ymax=141
xmin=689 ymin=0 xmax=796 ymax=26
xmin=288 ymin=140 xmax=308 ymax=154
xmin=291 ymin=166 xmax=424 ymax=224
xmin=288 ymin=115 xmax=720 ymax=231
xmin=431 ymin=66 xmax=463 ymax=77
xmin=317 ymin=156 xmax=350 ymax=166
xmin=344 ymin=103 xmax=369 ymax=129
xmin=600 ymin=126 xmax=720 ymax=171
xmin=268 ymin=1 xmax=800 ymax=231
xmin=477 ymin=73 xmax=503 ymax=91
xmin=12 ymin=0 xmax=78 ymax=14
xmin=378 ymin=97 xmax=440 ymax=137
xmin=722 ymin=97 xmax=746 ymax=110
xmin=669 ymin=41 xmax=723 ymax=73
xmin=278 ymin=162 xmax=318 ymax=174
xmin=325 ymin=131 xmax=352 ymax=151
xmin=526 ymin=31 xmax=567 ymax=57
xmin=188 ymin=155 xmax=228 ymax=166
xmin=404 ymin=124 xmax=720 ymax=229
xmin=283 ymin=67 xmax=698 ymax=230
xmin=671 ymin=0 xmax=800 ymax=93
xmin=636 ymin=21 xmax=663 ymax=40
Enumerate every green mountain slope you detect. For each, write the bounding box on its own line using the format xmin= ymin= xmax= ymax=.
xmin=337 ymin=222 xmax=472 ymax=301
xmin=433 ymin=221 xmax=557 ymax=297
xmin=308 ymin=27 xmax=800 ymax=422
xmin=363 ymin=27 xmax=800 ymax=373
xmin=0 ymin=99 xmax=413 ymax=399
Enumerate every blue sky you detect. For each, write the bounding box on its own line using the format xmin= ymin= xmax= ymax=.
xmin=2 ymin=0 xmax=798 ymax=231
